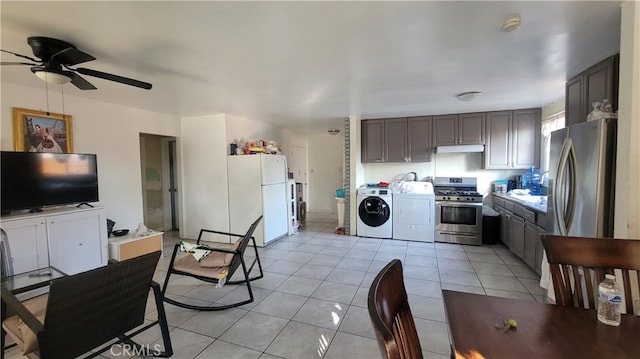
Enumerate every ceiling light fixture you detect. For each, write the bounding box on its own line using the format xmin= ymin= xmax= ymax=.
xmin=503 ymin=14 xmax=522 ymax=32
xmin=328 ymin=129 xmax=340 ymax=135
xmin=456 ymin=91 xmax=482 ymax=102
xmin=31 ymin=68 xmax=72 ymax=85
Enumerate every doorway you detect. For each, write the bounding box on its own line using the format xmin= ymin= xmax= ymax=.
xmin=290 ymin=145 xmax=308 ymax=203
xmin=140 ymin=133 xmax=180 ymax=231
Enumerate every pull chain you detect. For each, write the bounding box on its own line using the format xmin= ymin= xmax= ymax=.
xmin=61 ymin=84 xmax=65 ymax=117
xmin=45 ymin=80 xmax=50 ymax=115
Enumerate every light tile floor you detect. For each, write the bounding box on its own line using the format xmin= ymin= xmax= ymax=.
xmin=5 ymin=212 xmax=543 ymax=359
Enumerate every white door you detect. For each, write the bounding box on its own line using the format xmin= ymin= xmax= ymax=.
xmin=290 ymin=145 xmax=308 ymax=203
xmin=290 ymin=145 xmax=307 ymax=183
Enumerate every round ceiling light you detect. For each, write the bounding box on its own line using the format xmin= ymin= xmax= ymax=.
xmin=31 ymin=68 xmax=72 ymax=85
xmin=503 ymin=14 xmax=522 ymax=32
xmin=456 ymin=91 xmax=482 ymax=102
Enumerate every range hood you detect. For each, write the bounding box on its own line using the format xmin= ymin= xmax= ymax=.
xmin=436 ymin=144 xmax=485 ymax=153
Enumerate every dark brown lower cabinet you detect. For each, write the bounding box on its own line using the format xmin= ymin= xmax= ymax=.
xmin=524 ymin=222 xmax=538 ymax=269
xmin=509 ymin=215 xmax=525 ymax=259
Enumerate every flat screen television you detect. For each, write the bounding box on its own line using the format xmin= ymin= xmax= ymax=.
xmin=1 ymin=151 xmax=99 ymax=214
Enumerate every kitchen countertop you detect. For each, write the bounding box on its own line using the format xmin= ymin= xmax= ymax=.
xmin=492 ymin=192 xmax=547 ymax=213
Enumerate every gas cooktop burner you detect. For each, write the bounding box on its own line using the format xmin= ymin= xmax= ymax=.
xmin=433 ymin=176 xmax=484 ymax=203
xmin=435 ymin=190 xmax=481 ymax=196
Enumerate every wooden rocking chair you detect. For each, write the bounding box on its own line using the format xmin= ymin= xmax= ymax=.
xmin=161 ymin=216 xmax=264 ymax=311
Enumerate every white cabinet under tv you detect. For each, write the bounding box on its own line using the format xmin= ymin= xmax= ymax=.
xmin=0 ymin=206 xmax=108 ymax=275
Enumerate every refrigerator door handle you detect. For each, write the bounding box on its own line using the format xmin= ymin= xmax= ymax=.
xmin=564 ymin=140 xmax=577 ymax=233
xmin=554 ymin=138 xmax=572 ymax=235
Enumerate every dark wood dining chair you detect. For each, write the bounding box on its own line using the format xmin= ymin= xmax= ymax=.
xmin=541 ymin=234 xmax=640 ymax=313
xmin=368 ymin=259 xmax=423 ymax=359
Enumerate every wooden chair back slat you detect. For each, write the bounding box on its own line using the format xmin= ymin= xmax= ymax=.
xmin=572 ymin=265 xmax=584 ymax=307
xmin=583 ymin=268 xmax=596 ymax=308
xmin=368 ymin=259 xmax=423 ymax=359
xmin=542 ymin=235 xmax=640 ymax=313
xmin=621 ymin=270 xmax=632 ymax=311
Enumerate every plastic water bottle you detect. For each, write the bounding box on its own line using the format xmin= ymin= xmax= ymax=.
xmin=521 ymin=166 xmax=542 ymax=195
xmin=597 ymin=274 xmax=622 ymax=326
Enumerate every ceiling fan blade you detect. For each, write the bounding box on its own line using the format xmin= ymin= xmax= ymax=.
xmin=1 ymin=49 xmax=40 ymax=63
xmin=68 ymin=72 xmax=97 ymax=90
xmin=50 ymin=47 xmax=95 ymax=66
xmin=76 ymin=67 xmax=152 ymax=90
xmin=1 ymin=61 xmax=37 ymax=66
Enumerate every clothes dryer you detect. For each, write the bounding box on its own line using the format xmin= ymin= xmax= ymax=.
xmin=392 ymin=182 xmax=435 ymax=242
xmin=356 ymin=187 xmax=392 ymax=238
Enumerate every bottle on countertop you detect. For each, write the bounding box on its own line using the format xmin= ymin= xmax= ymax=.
xmin=521 ymin=166 xmax=542 ymax=195
xmin=597 ymin=274 xmax=622 ymax=326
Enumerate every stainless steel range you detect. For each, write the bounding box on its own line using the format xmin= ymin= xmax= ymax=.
xmin=434 ymin=177 xmax=483 ymax=245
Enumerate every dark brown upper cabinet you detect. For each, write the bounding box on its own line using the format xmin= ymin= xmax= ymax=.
xmin=484 ymin=109 xmax=541 ymax=170
xmin=384 ymin=118 xmax=408 ymax=162
xmin=361 ymin=116 xmax=432 ymax=163
xmin=433 ymin=113 xmax=484 ymax=146
xmin=407 ymin=116 xmax=432 ymax=162
xmin=565 ymin=54 xmax=619 ymax=127
xmin=361 ymin=119 xmax=385 ymax=162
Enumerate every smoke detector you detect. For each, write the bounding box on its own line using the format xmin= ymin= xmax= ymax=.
xmin=503 ymin=14 xmax=522 ymax=32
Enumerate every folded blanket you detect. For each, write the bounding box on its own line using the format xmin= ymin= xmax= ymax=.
xmin=178 ymin=240 xmax=213 ymax=261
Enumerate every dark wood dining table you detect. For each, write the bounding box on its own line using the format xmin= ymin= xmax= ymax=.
xmin=443 ymin=290 xmax=640 ymax=358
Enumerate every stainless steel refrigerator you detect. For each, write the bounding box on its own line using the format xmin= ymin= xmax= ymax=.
xmin=540 ymin=118 xmax=617 ymax=298
xmin=547 ymin=118 xmax=617 ymax=237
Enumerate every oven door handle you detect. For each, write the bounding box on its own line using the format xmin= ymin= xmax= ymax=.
xmin=435 ymin=202 xmax=483 ymax=207
xmin=437 ymin=231 xmax=479 ymax=237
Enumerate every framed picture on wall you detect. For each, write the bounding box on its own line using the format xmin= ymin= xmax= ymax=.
xmin=13 ymin=107 xmax=73 ymax=153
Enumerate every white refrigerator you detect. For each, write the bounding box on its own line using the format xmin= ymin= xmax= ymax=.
xmin=227 ymin=154 xmax=288 ymax=246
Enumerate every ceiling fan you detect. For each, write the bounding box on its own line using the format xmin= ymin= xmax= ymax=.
xmin=1 ymin=36 xmax=152 ymax=90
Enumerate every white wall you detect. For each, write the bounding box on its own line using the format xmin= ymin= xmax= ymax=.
xmin=1 ymin=83 xmax=180 ymax=229
xmin=615 ymin=0 xmax=640 ymax=238
xmin=350 ymin=116 xmax=363 ymax=235
xmin=541 ymin=98 xmax=565 ymax=120
xmin=225 ymin=114 xmax=284 ymax=153
xmin=179 ymin=114 xmax=229 ymax=239
xmin=308 ymin=130 xmax=344 ymax=213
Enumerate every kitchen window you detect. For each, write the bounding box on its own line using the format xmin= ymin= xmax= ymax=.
xmin=541 ymin=111 xmax=565 ymax=173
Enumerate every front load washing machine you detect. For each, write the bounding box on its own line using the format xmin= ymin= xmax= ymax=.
xmin=357 ymin=187 xmax=392 ymax=238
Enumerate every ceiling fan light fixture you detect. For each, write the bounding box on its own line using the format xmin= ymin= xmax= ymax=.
xmin=32 ymin=68 xmax=72 ymax=85
xmin=456 ymin=91 xmax=482 ymax=102
xmin=328 ymin=129 xmax=341 ymax=135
